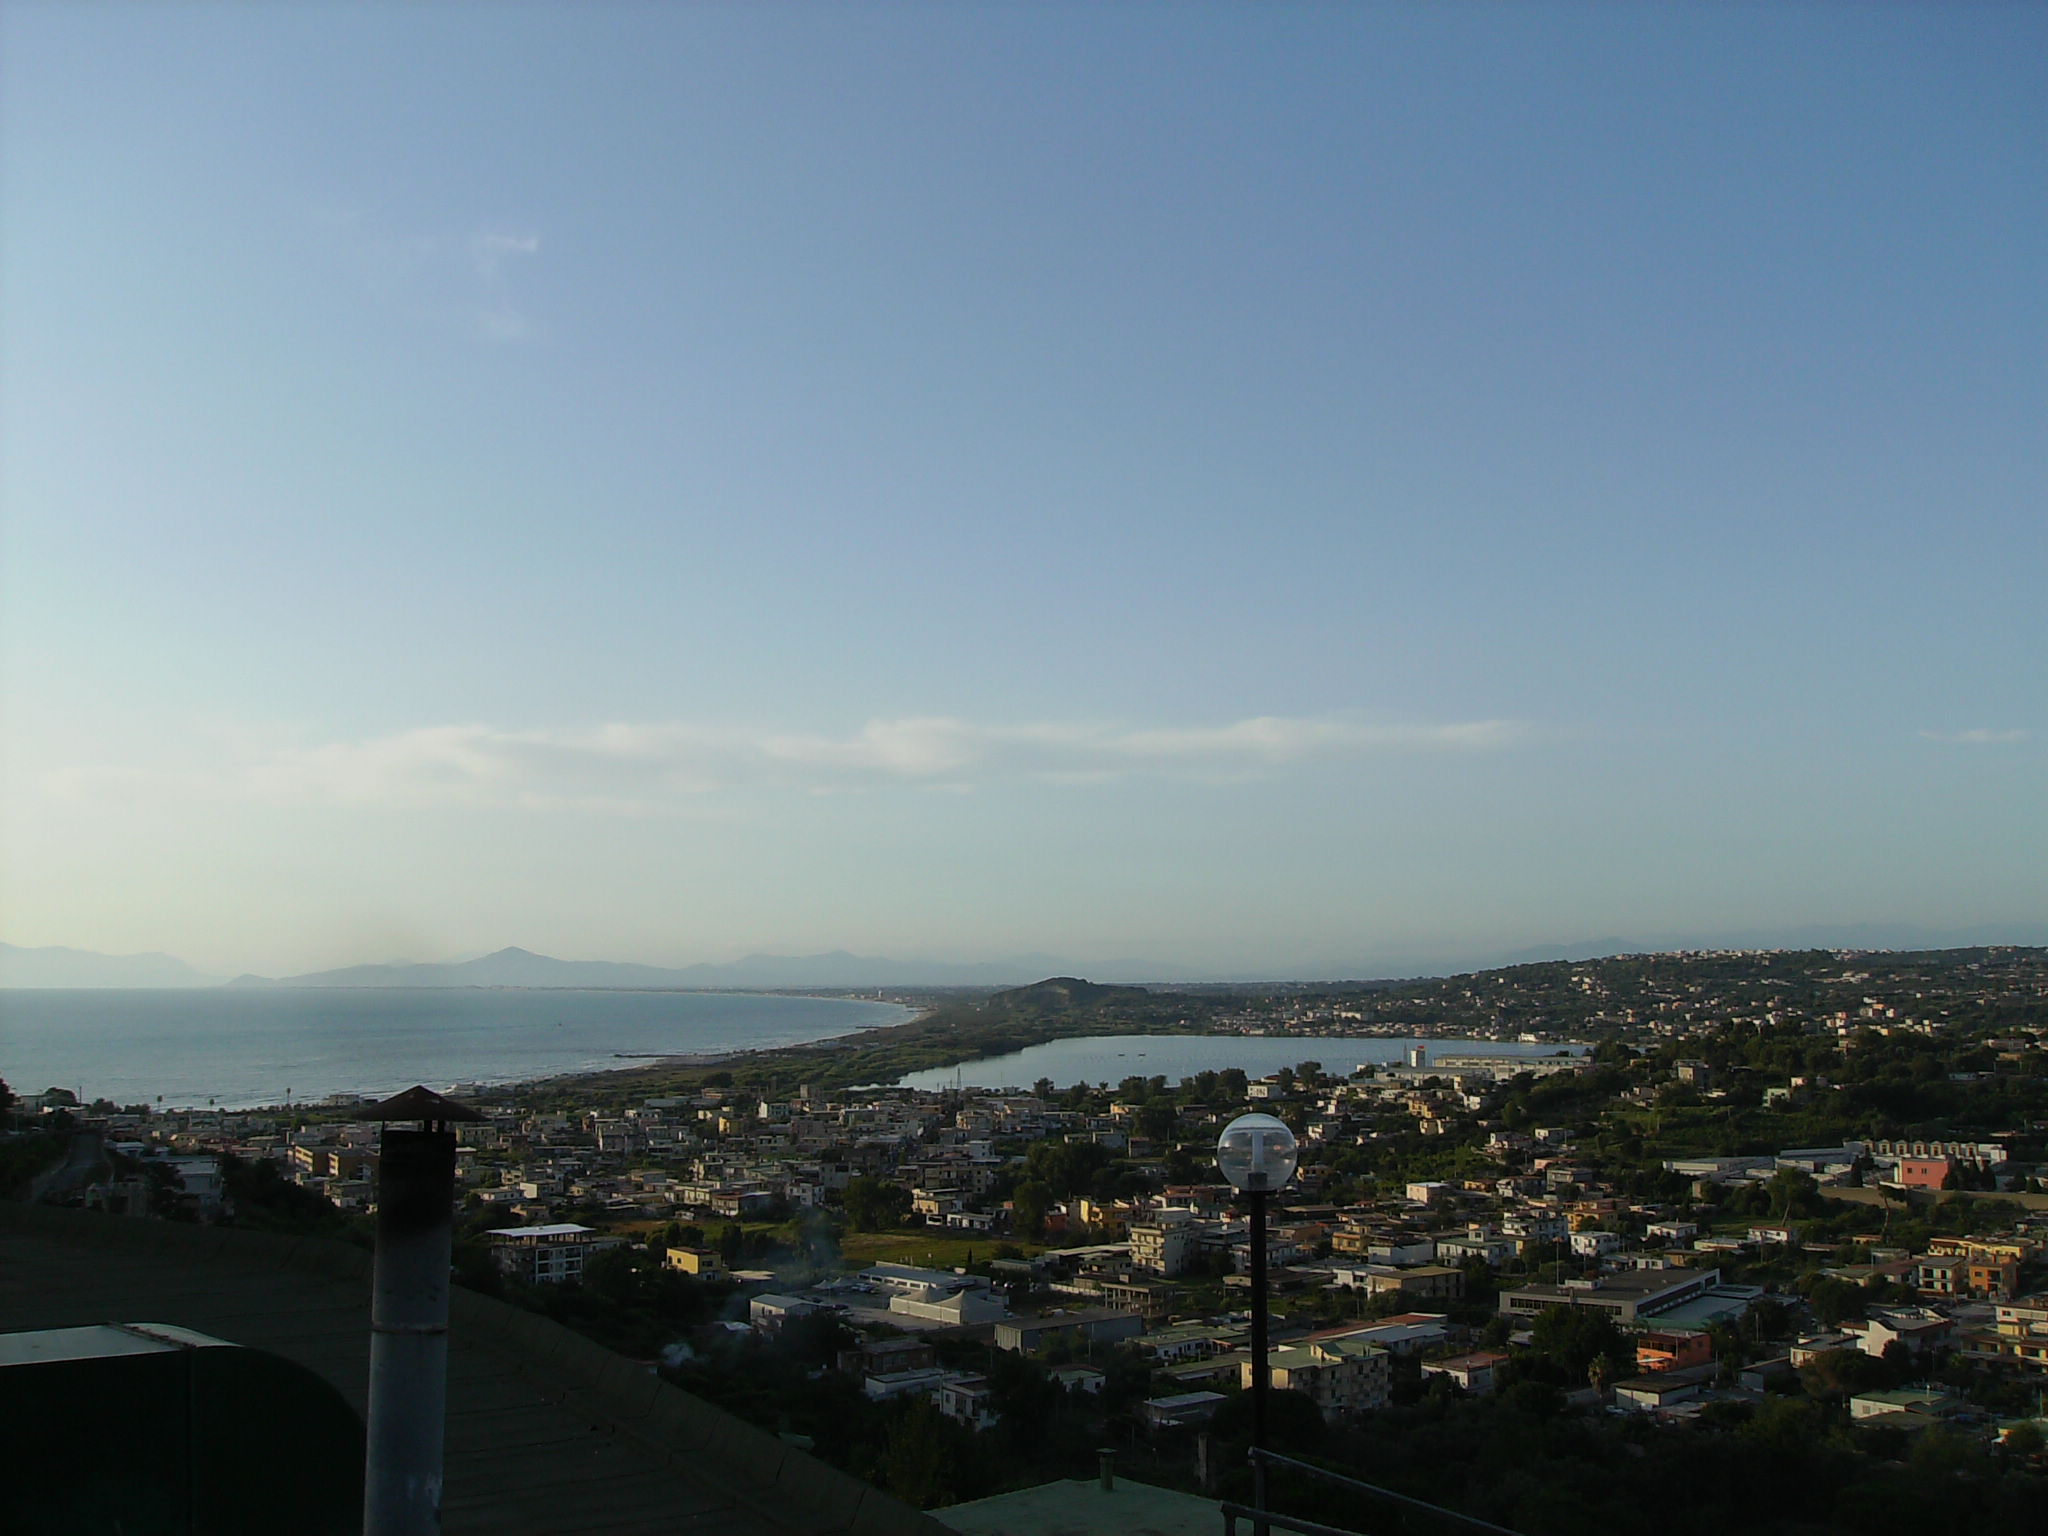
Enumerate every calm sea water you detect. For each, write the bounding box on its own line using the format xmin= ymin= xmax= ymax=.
xmin=894 ymin=1034 xmax=1581 ymax=1091
xmin=0 ymin=989 xmax=910 ymax=1110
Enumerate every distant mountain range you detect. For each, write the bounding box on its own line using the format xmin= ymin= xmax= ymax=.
xmin=225 ymin=946 xmax=1206 ymax=990
xmin=0 ymin=943 xmax=223 ymax=989
xmin=9 ymin=922 xmax=2044 ymax=991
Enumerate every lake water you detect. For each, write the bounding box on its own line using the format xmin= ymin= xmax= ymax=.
xmin=894 ymin=1034 xmax=1581 ymax=1091
xmin=0 ymin=989 xmax=911 ymax=1110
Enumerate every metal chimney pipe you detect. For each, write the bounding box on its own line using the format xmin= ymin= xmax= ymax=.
xmin=365 ymin=1125 xmax=456 ymax=1536
xmin=1098 ymin=1448 xmax=1117 ymax=1492
xmin=354 ymin=1086 xmax=480 ymax=1536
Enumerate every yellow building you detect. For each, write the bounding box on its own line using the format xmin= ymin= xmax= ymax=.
xmin=664 ymin=1245 xmax=730 ymax=1281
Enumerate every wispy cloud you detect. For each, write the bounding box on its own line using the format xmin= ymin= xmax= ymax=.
xmin=310 ymin=207 xmax=543 ymax=341
xmin=1919 ymin=728 xmax=2031 ymax=745
xmin=45 ymin=713 xmax=1525 ymax=814
xmin=470 ymin=230 xmax=540 ymax=279
xmin=467 ymin=230 xmax=541 ymax=340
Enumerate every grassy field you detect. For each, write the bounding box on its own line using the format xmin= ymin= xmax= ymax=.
xmin=834 ymin=1230 xmax=1042 ymax=1270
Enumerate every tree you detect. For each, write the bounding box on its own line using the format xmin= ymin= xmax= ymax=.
xmin=1023 ymin=1138 xmax=1110 ymax=1198
xmin=216 ymin=1150 xmax=348 ymax=1234
xmin=709 ymin=1222 xmax=744 ymax=1266
xmin=1805 ymin=1277 xmax=1867 ymax=1328
xmin=775 ymin=1310 xmax=854 ymax=1369
xmin=1707 ymin=1322 xmax=1744 ymax=1383
xmin=1208 ymin=1388 xmax=1329 ymax=1454
xmin=582 ymin=1245 xmax=646 ymax=1306
xmin=1138 ymin=1100 xmax=1178 ymax=1142
xmin=876 ymin=1399 xmax=971 ymax=1507
xmin=1011 ymin=1180 xmax=1053 ymax=1241
xmin=1529 ymin=1304 xmax=1633 ymax=1384
xmin=842 ymin=1176 xmax=912 ymax=1232
xmin=1800 ymin=1346 xmax=1891 ymax=1399
xmin=1740 ymin=1297 xmax=1791 ymax=1347
xmin=1735 ymin=1393 xmax=1833 ymax=1460
xmin=1766 ymin=1167 xmax=1823 ymax=1220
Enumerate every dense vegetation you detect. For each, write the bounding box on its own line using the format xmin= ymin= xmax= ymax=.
xmin=1251 ymin=1384 xmax=2046 ymax=1536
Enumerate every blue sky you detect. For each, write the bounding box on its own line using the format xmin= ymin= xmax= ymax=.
xmin=2 ymin=3 xmax=2041 ymax=978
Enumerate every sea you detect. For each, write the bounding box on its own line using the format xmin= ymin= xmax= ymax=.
xmin=0 ymin=989 xmax=912 ymax=1111
xmin=893 ymin=1034 xmax=1581 ymax=1091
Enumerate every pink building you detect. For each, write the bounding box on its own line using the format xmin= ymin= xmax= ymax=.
xmin=1897 ymin=1157 xmax=1954 ymax=1191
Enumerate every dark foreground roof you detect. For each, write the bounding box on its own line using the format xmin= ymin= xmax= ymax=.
xmin=0 ymin=1204 xmax=946 ymax=1536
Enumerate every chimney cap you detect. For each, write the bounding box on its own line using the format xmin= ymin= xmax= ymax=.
xmin=351 ymin=1085 xmax=485 ymax=1124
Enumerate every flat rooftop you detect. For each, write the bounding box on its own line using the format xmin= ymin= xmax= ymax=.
xmin=1509 ymin=1267 xmax=1709 ymax=1299
xmin=937 ymin=1477 xmax=1223 ymax=1536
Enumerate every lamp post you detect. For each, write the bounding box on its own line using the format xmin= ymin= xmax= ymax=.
xmin=1216 ymin=1112 xmax=1298 ymax=1451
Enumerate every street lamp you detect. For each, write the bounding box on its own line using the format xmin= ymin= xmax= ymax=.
xmin=1217 ymin=1112 xmax=1298 ymax=1450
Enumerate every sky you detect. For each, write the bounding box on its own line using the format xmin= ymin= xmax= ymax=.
xmin=2 ymin=2 xmax=2042 ymax=980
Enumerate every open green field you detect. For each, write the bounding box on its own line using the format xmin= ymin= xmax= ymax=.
xmin=834 ymin=1229 xmax=1041 ymax=1270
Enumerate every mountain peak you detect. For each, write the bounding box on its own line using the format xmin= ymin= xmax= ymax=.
xmin=1 ymin=942 xmax=222 ymax=989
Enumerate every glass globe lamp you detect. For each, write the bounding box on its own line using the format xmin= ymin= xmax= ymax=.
xmin=1215 ymin=1113 xmax=1299 ymax=1193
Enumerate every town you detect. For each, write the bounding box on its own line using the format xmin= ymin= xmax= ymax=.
xmin=7 ymin=944 xmax=2047 ymax=1534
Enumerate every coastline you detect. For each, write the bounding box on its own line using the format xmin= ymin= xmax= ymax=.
xmin=510 ymin=1005 xmax=1581 ymax=1107
xmin=159 ymin=1016 xmax=1572 ymax=1113
xmin=516 ymin=1003 xmax=945 ymax=1102
xmin=2 ymin=988 xmax=924 ymax=1114
xmin=14 ymin=978 xmax=1593 ymax=1114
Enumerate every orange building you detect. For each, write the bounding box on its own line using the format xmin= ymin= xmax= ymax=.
xmin=1635 ymin=1329 xmax=1714 ymax=1373
xmin=1968 ymin=1259 xmax=2021 ymax=1301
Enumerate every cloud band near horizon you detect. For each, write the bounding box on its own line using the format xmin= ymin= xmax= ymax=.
xmin=45 ymin=712 xmax=1525 ymax=813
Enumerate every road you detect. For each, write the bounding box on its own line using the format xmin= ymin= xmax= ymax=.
xmin=27 ymin=1129 xmax=107 ymax=1202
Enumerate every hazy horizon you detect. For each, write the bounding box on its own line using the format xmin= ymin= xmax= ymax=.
xmin=6 ymin=922 xmax=2044 ymax=993
xmin=3 ymin=6 xmax=2041 ymax=980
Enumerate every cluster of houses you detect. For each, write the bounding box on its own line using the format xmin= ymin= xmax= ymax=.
xmin=33 ymin=1025 xmax=2048 ymax=1445
xmin=384 ymin=1086 xmax=2048 ymax=1442
xmin=744 ymin=1255 xmax=1485 ymax=1433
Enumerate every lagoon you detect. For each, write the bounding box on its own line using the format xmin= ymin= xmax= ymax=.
xmin=893 ymin=1034 xmax=1580 ymax=1091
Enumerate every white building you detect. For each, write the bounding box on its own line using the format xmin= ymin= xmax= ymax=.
xmin=1129 ymin=1213 xmax=1199 ymax=1278
xmin=749 ymin=1293 xmax=824 ymax=1332
xmin=1243 ymin=1339 xmax=1391 ymax=1419
xmin=485 ymin=1223 xmax=624 ymax=1285
xmin=933 ymin=1374 xmax=1000 ymax=1431
xmin=888 ymin=1289 xmax=1010 ymax=1325
xmin=861 ymin=1262 xmax=991 ymax=1303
